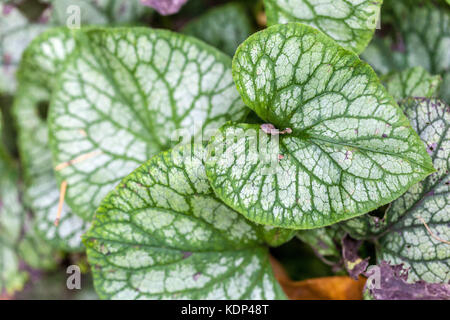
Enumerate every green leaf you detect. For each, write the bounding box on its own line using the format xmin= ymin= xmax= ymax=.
xmin=258 ymin=225 xmax=296 ymax=247
xmin=0 ymin=244 xmax=27 ymax=296
xmin=0 ymin=130 xmax=57 ymax=293
xmin=361 ymin=1 xmax=449 ymax=102
xmin=18 ymin=228 xmax=59 ymax=270
xmin=382 ymin=67 xmax=442 ymax=101
xmin=182 ymin=3 xmax=253 ymax=56
xmin=389 ymin=1 xmax=449 ymax=76
xmin=0 ymin=95 xmax=17 ymax=158
xmin=0 ymin=3 xmax=47 ymax=94
xmin=17 ymin=27 xmax=76 ymax=88
xmin=440 ymin=72 xmax=450 ymax=103
xmin=48 ymin=28 xmax=247 ymax=220
xmin=360 ymin=37 xmax=405 ymax=75
xmin=343 ymin=98 xmax=450 ymax=283
xmin=0 ymin=143 xmax=27 ymax=295
xmin=205 ymin=23 xmax=434 ymax=229
xmin=0 ymin=109 xmax=11 ymax=162
xmin=377 ymin=98 xmax=450 ymax=283
xmin=297 ymin=225 xmax=344 ymax=260
xmin=84 ymin=144 xmax=285 ymax=300
xmin=263 ymin=0 xmax=382 ymax=53
xmin=46 ymin=0 xmax=149 ymax=25
xmin=14 ymin=28 xmax=89 ymax=251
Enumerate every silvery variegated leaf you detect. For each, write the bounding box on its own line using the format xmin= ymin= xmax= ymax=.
xmin=84 ymin=144 xmax=286 ymax=300
xmin=48 ymin=28 xmax=247 ymax=220
xmin=205 ymin=23 xmax=434 ymax=230
xmin=382 ymin=67 xmax=442 ymax=101
xmin=389 ymin=1 xmax=449 ymax=103
xmin=14 ymin=28 xmax=89 ymax=251
xmin=343 ymin=98 xmax=449 ymax=283
xmin=263 ymin=0 xmax=382 ymax=53
xmin=362 ymin=0 xmax=450 ymax=103
xmin=0 ymin=117 xmax=57 ymax=294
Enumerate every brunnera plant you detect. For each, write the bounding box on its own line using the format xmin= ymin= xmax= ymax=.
xmin=0 ymin=0 xmax=449 ymax=300
xmin=206 ymin=23 xmax=433 ymax=230
xmin=83 ymin=144 xmax=287 ymax=299
xmin=342 ymin=97 xmax=450 ymax=284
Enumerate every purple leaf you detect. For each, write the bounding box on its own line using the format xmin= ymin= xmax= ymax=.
xmin=366 ymin=261 xmax=450 ymax=300
xmin=140 ymin=0 xmax=188 ymax=15
xmin=342 ymin=234 xmax=369 ymax=280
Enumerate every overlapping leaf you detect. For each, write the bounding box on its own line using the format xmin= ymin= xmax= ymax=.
xmin=0 ymin=116 xmax=57 ymax=294
xmin=362 ymin=1 xmax=450 ymax=102
xmin=377 ymin=99 xmax=450 ymax=283
xmin=360 ymin=37 xmax=405 ymax=75
xmin=48 ymin=28 xmax=247 ymax=220
xmin=343 ymin=98 xmax=449 ymax=283
xmin=388 ymin=1 xmax=449 ymax=77
xmin=263 ymin=0 xmax=382 ymax=53
xmin=182 ymin=3 xmax=252 ymax=56
xmin=382 ymin=67 xmax=442 ymax=101
xmin=84 ymin=144 xmax=285 ymax=299
xmin=14 ymin=28 xmax=89 ymax=251
xmin=297 ymin=225 xmax=344 ymax=262
xmin=205 ymin=23 xmax=434 ymax=229
xmin=259 ymin=225 xmax=296 ymax=247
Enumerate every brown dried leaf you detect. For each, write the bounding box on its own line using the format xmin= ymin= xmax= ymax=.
xmin=270 ymin=256 xmax=366 ymax=300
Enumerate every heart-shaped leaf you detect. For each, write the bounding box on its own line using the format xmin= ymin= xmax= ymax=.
xmin=382 ymin=67 xmax=442 ymax=101
xmin=84 ymin=144 xmax=285 ymax=299
xmin=263 ymin=0 xmax=382 ymax=53
xmin=14 ymin=29 xmax=89 ymax=251
xmin=182 ymin=3 xmax=252 ymax=56
xmin=343 ymin=98 xmax=449 ymax=283
xmin=205 ymin=23 xmax=434 ymax=229
xmin=48 ymin=28 xmax=247 ymax=220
